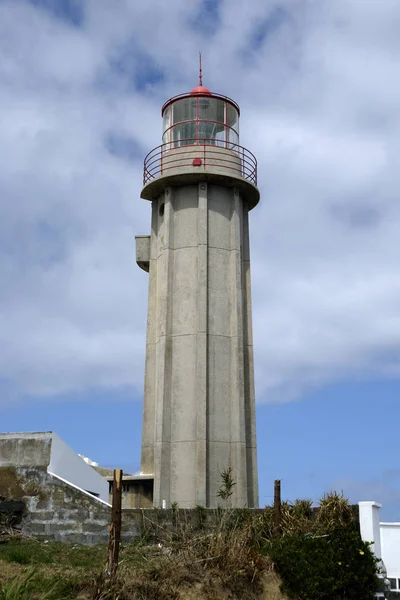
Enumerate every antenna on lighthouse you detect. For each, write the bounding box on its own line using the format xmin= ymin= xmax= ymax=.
xmin=199 ymin=52 xmax=203 ymax=86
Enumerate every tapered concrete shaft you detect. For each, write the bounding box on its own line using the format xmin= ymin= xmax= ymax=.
xmin=137 ymin=177 xmax=258 ymax=508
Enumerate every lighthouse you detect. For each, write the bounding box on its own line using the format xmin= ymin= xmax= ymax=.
xmin=135 ymin=70 xmax=259 ymax=508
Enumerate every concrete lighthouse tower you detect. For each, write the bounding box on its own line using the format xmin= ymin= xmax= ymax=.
xmin=135 ymin=69 xmax=259 ymax=508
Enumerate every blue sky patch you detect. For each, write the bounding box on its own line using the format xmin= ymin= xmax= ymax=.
xmin=106 ymin=41 xmax=164 ymax=93
xmin=189 ymin=0 xmax=222 ymax=37
xmin=251 ymin=6 xmax=289 ymax=52
xmin=133 ymin=53 xmax=164 ymax=92
xmin=25 ymin=0 xmax=84 ymax=27
xmin=330 ymin=201 xmax=381 ymax=229
xmin=105 ymin=132 xmax=144 ymax=162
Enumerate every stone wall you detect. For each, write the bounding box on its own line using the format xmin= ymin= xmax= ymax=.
xmin=0 ymin=465 xmax=210 ymax=545
xmin=0 ymin=465 xmax=230 ymax=544
xmin=0 ymin=466 xmax=111 ymax=544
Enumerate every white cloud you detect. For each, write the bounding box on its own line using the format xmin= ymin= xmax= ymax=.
xmin=0 ymin=0 xmax=400 ymax=404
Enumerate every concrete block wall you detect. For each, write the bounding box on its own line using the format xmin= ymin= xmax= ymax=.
xmin=0 ymin=466 xmax=111 ymax=544
xmin=0 ymin=465 xmax=220 ymax=544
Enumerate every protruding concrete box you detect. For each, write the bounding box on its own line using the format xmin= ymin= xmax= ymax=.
xmin=136 ymin=82 xmax=259 ymax=508
xmin=135 ymin=235 xmax=150 ymax=272
xmin=105 ymin=474 xmax=154 ymax=509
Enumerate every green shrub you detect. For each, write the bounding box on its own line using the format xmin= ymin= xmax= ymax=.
xmin=267 ymin=525 xmax=379 ymax=600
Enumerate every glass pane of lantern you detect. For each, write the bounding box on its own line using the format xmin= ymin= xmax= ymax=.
xmin=226 ymin=103 xmax=239 ymax=131
xmin=198 ymin=121 xmax=218 ymax=144
xmin=172 ymin=121 xmax=196 ymax=147
xmin=227 ymin=126 xmax=239 ymax=148
xmin=162 ymin=128 xmax=171 ymax=145
xmin=215 ymin=126 xmax=226 ymax=146
xmin=172 ymin=98 xmax=196 ymax=124
xmin=198 ymin=98 xmax=224 ymax=124
xmin=163 ymin=106 xmax=171 ymax=136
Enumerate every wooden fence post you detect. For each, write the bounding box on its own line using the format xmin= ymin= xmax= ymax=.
xmin=273 ymin=479 xmax=282 ymax=537
xmin=107 ymin=469 xmax=123 ymax=577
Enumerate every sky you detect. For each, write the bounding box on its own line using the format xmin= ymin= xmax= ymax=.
xmin=1 ymin=0 xmax=400 ymax=518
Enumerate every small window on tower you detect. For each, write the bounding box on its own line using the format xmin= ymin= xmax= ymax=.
xmin=159 ymin=203 xmax=165 ymax=217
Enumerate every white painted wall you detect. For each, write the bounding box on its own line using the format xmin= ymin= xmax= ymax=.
xmin=359 ymin=501 xmax=382 ymax=559
xmin=381 ymin=523 xmax=400 ymax=581
xmin=48 ymin=432 xmax=109 ymax=503
xmin=359 ymin=501 xmax=400 ymax=593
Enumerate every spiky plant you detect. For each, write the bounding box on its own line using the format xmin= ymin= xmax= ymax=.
xmin=217 ymin=466 xmax=236 ymax=506
xmin=316 ymin=491 xmax=354 ymax=531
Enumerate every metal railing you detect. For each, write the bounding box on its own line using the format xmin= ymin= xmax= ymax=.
xmin=143 ymin=139 xmax=257 ymax=187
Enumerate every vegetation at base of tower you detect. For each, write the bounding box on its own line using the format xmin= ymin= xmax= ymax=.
xmin=0 ymin=491 xmax=381 ymax=600
xmin=216 ymin=466 xmax=236 ymax=504
xmin=194 ymin=504 xmax=207 ymax=529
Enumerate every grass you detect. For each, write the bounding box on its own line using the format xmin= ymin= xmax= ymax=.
xmin=0 ymin=519 xmax=277 ymax=600
xmin=0 ymin=539 xmax=106 ymax=570
xmin=0 ymin=569 xmax=55 ymax=600
xmin=0 ymin=540 xmax=107 ymax=600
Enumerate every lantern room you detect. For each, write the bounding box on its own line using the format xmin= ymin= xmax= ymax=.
xmin=161 ymin=85 xmax=240 ymax=149
xmin=142 ymin=77 xmax=259 ymax=209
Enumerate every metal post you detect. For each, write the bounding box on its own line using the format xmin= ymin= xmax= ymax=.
xmin=273 ymin=479 xmax=282 ymax=537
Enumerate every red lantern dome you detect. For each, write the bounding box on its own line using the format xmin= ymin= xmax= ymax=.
xmin=190 ymin=84 xmax=212 ymax=95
